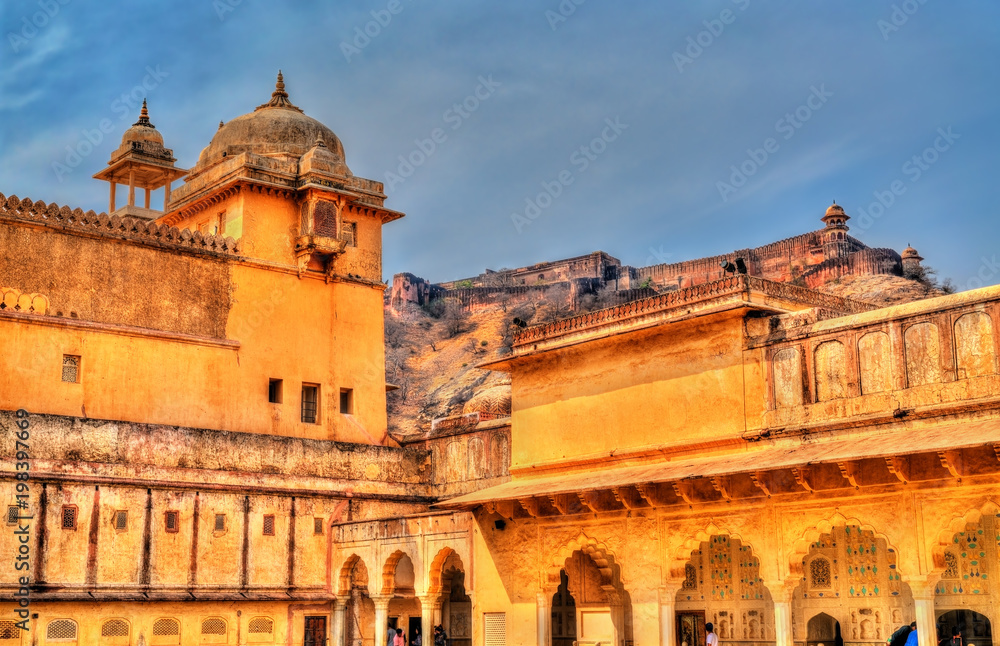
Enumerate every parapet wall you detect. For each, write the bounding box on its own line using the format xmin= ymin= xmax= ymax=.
xmin=0 ymin=193 xmax=235 ymax=338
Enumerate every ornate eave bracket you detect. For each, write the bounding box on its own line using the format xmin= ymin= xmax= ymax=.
xmin=294 ymin=235 xmax=348 ymax=280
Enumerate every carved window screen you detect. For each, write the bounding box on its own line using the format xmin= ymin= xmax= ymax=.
xmin=263 ymin=515 xmax=275 ymax=536
xmin=810 ymin=557 xmax=832 ymax=588
xmin=153 ymin=618 xmax=180 ymax=636
xmin=62 ymin=355 xmax=80 ymax=383
xmin=484 ymin=613 xmax=506 ymax=646
xmin=165 ymin=510 xmax=179 ymax=533
xmin=61 ymin=505 xmax=77 ymax=529
xmin=46 ymin=619 xmax=77 ymax=640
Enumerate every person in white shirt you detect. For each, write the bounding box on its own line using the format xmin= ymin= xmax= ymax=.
xmin=706 ymin=623 xmax=719 ymax=646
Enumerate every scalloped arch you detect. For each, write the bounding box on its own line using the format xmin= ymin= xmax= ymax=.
xmin=931 ymin=498 xmax=1000 ymax=571
xmin=337 ymin=554 xmax=370 ymax=596
xmin=787 ymin=512 xmax=903 ymax=580
xmin=669 ymin=521 xmax=765 ymax=578
xmin=546 ymin=532 xmax=621 ymax=589
xmin=427 ymin=547 xmax=466 ymax=595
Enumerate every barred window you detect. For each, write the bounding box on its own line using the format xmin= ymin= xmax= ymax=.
xmin=0 ymin=620 xmax=19 ymax=640
xmin=214 ymin=514 xmax=226 ymax=532
xmin=113 ymin=510 xmax=128 ymax=531
xmin=46 ymin=619 xmax=77 ymax=640
xmin=165 ymin=510 xmax=179 ymax=533
xmin=263 ymin=515 xmax=275 ymax=536
xmin=61 ymin=355 xmax=80 ymax=383
xmin=248 ymin=617 xmax=274 ymax=634
xmin=101 ymin=619 xmax=129 ymax=637
xmin=341 ymin=221 xmax=357 ymax=247
xmin=314 ymin=517 xmax=324 ymax=535
xmin=61 ymin=505 xmax=78 ymax=529
xmin=301 ymin=384 xmax=319 ymax=424
xmin=6 ymin=506 xmax=18 ymax=525
xmin=153 ymin=618 xmax=180 ymax=636
xmin=201 ymin=617 xmax=227 ymax=635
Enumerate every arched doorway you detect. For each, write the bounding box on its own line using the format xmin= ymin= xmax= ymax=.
xmin=936 ymin=610 xmax=992 ymax=646
xmin=934 ymin=512 xmax=998 ymax=646
xmin=675 ymin=534 xmax=774 ymax=645
xmin=384 ymin=552 xmax=422 ymax=646
xmin=340 ymin=556 xmax=376 ymax=646
xmin=429 ymin=549 xmax=472 ymax=646
xmin=792 ymin=524 xmax=912 ymax=645
xmin=551 ymin=549 xmax=632 ymax=646
xmin=552 ymin=570 xmax=576 ymax=646
xmin=806 ymin=612 xmax=843 ymax=646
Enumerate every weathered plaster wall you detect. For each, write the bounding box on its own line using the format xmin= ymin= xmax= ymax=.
xmin=0 ymin=219 xmax=232 ymax=337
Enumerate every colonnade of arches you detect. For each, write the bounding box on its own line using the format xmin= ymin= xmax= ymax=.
xmin=334 ymin=547 xmax=471 ymax=646
xmin=534 ymin=501 xmax=999 ymax=646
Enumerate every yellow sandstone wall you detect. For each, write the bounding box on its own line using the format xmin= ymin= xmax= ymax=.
xmin=510 ymin=311 xmax=752 ymax=470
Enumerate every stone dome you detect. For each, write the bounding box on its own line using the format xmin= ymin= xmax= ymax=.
xmin=121 ymin=100 xmax=164 ymax=146
xmin=195 ymin=72 xmax=347 ymax=169
xmin=825 ymin=203 xmax=846 ymax=217
xmin=462 ymin=383 xmax=512 ymax=418
xmin=901 ymin=245 xmax=922 ymax=260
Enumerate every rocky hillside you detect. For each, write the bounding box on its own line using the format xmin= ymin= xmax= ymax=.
xmin=385 ymin=273 xmax=948 ymax=440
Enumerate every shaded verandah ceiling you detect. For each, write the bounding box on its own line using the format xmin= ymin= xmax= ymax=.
xmin=436 ymin=418 xmax=1000 ymax=514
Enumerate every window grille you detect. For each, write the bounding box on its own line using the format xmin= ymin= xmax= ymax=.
xmin=46 ymin=619 xmax=77 ymax=640
xmin=943 ymin=552 xmax=959 ymax=579
xmin=165 ymin=510 xmax=179 ymax=532
xmin=484 ymin=613 xmax=506 ymax=646
xmin=214 ymin=514 xmax=226 ymax=532
xmin=6 ymin=506 xmax=18 ymax=525
xmin=153 ymin=618 xmax=180 ymax=636
xmin=810 ymin=557 xmax=832 ymax=588
xmin=0 ymin=620 xmax=19 ymax=640
xmin=313 ymin=201 xmax=339 ymax=237
xmin=263 ymin=515 xmax=275 ymax=536
xmin=62 ymin=355 xmax=80 ymax=383
xmin=341 ymin=221 xmax=357 ymax=247
xmin=682 ymin=563 xmax=698 ymax=589
xmin=248 ymin=617 xmax=274 ymax=634
xmin=301 ymin=385 xmax=318 ymax=423
xmin=61 ymin=506 xmax=77 ymax=529
xmin=101 ymin=619 xmax=129 ymax=637
xmin=314 ymin=517 xmax=324 ymax=535
xmin=201 ymin=618 xmax=227 ymax=635
xmin=113 ymin=510 xmax=128 ymax=530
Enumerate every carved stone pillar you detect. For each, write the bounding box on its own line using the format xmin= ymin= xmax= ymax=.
xmin=332 ymin=598 xmax=348 ymax=646
xmin=764 ymin=583 xmax=794 ymax=646
xmin=536 ymin=590 xmax=552 ymax=646
xmin=374 ymin=596 xmax=392 ymax=646
xmin=659 ymin=584 xmax=682 ymax=646
xmin=419 ymin=595 xmax=442 ymax=646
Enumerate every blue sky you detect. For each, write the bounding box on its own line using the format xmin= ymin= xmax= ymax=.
xmin=2 ymin=1 xmax=998 ymax=289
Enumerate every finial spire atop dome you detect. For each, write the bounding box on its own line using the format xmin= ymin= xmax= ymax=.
xmin=256 ymin=70 xmax=303 ymax=113
xmin=133 ymin=99 xmax=154 ymax=128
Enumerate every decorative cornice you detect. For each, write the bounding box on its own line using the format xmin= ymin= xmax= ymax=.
xmin=511 ymin=274 xmax=877 ymax=348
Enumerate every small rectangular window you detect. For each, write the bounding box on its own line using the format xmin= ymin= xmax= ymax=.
xmin=62 ymin=355 xmax=80 ymax=383
xmin=164 ymin=510 xmax=179 ymax=533
xmin=314 ymin=517 xmax=324 ymax=535
xmin=301 ymin=384 xmax=319 ymax=424
xmin=113 ymin=510 xmax=128 ymax=531
xmin=214 ymin=514 xmax=226 ymax=532
xmin=217 ymin=211 xmax=227 ymax=236
xmin=268 ymin=379 xmax=283 ymax=404
xmin=341 ymin=221 xmax=357 ymax=247
xmin=7 ymin=506 xmax=19 ymax=525
xmin=262 ymin=515 xmax=275 ymax=536
xmin=339 ymin=388 xmax=353 ymax=415
xmin=61 ymin=505 xmax=78 ymax=530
